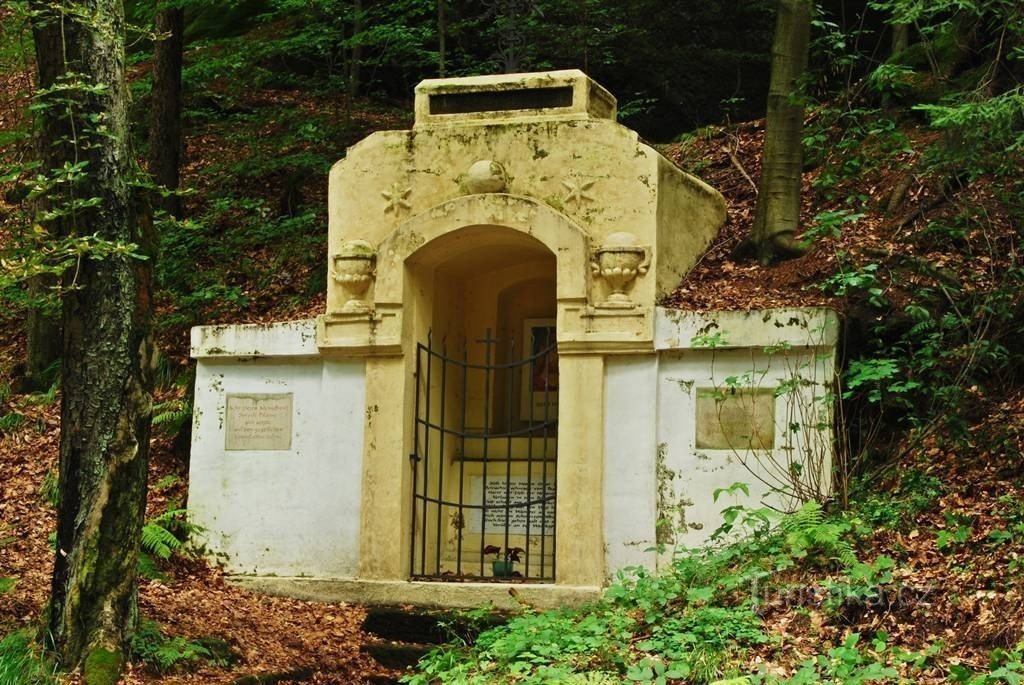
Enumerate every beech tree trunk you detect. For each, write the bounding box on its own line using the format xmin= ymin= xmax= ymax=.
xmin=149 ymin=4 xmax=185 ymax=218
xmin=30 ymin=0 xmax=155 ymax=682
xmin=748 ymin=0 xmax=812 ymax=265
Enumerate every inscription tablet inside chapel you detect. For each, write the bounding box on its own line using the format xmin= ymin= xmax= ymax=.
xmin=225 ymin=393 xmax=293 ymax=451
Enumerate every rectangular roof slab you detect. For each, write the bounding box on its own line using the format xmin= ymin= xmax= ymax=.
xmin=414 ymin=69 xmax=617 ymax=128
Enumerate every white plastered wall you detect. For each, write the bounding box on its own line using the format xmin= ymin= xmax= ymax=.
xmin=602 ymin=308 xmax=838 ymax=577
xmin=188 ymin=320 xmax=365 ymax=577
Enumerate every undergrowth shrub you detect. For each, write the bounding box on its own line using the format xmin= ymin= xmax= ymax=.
xmin=405 ymin=502 xmax=873 ymax=684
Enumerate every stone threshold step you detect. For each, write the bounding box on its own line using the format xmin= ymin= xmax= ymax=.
xmin=229 ymin=576 xmax=603 ymax=610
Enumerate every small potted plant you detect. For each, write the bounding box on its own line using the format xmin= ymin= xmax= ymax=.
xmin=484 ymin=545 xmax=525 ymax=578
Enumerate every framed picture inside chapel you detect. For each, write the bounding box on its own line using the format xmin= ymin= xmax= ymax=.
xmin=520 ymin=318 xmax=558 ymax=422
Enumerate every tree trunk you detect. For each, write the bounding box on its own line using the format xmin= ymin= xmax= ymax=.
xmin=438 ymin=0 xmax=446 ymax=77
xmin=25 ymin=275 xmax=61 ymax=392
xmin=149 ymin=4 xmax=185 ymax=219
xmin=748 ymin=0 xmax=812 ymax=265
xmin=30 ymin=0 xmax=156 ymax=682
xmin=891 ymin=23 xmax=909 ymax=56
xmin=348 ymin=0 xmax=363 ymax=101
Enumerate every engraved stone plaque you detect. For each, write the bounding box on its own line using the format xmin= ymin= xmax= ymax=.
xmin=225 ymin=393 xmax=293 ymax=451
xmin=468 ymin=476 xmax=556 ymax=535
xmin=695 ymin=388 xmax=775 ymax=450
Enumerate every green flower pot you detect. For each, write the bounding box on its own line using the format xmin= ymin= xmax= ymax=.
xmin=492 ymin=560 xmax=514 ymax=578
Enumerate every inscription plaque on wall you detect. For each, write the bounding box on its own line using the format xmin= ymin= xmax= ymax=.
xmin=695 ymin=388 xmax=775 ymax=450
xmin=225 ymin=393 xmax=293 ymax=451
xmin=468 ymin=476 xmax=556 ymax=535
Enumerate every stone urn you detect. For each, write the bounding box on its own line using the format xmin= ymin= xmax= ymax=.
xmin=590 ymin=232 xmax=649 ymax=309
xmin=331 ymin=240 xmax=376 ymax=313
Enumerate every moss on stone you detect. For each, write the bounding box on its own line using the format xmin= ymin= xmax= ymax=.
xmin=84 ymin=647 xmax=123 ymax=685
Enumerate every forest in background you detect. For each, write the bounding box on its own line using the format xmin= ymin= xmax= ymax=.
xmin=1 ymin=0 xmax=1023 ymax=682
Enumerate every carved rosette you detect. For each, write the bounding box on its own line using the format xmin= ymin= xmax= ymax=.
xmin=331 ymin=240 xmax=376 ymax=313
xmin=590 ymin=232 xmax=649 ymax=309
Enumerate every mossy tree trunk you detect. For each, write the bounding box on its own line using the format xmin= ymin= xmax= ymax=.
xmin=748 ymin=0 xmax=812 ymax=265
xmin=149 ymin=2 xmax=185 ymax=219
xmin=30 ymin=0 xmax=156 ymax=682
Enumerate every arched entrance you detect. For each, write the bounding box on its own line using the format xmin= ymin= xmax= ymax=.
xmin=406 ymin=226 xmax=558 ymax=581
xmin=353 ymin=193 xmax=603 ymax=588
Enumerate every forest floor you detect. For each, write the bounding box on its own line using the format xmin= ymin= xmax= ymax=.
xmin=4 ymin=13 xmax=1024 ymax=680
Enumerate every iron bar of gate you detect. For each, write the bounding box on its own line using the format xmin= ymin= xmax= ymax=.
xmin=411 ymin=492 xmax=555 ymax=509
xmin=540 ymin=333 xmax=551 ymax=580
xmin=411 ymin=330 xmax=557 ymax=582
xmin=545 ymin=338 xmax=555 ymax=579
xmin=525 ymin=336 xmax=535 ymax=578
xmin=503 ymin=338 xmax=515 ymax=574
xmin=421 ymin=330 xmax=433 ymax=577
xmin=456 ymin=340 xmax=468 ymax=577
xmin=415 ymin=418 xmax=555 ymax=439
xmin=479 ymin=330 xmax=494 ymax=578
xmin=409 ymin=343 xmax=422 ymax=578
xmin=435 ymin=337 xmax=448 ymax=578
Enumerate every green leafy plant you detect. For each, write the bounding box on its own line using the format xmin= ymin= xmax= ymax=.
xmin=0 ymin=412 xmax=25 ymax=434
xmin=0 ymin=630 xmax=56 ymax=685
xmin=129 ymin=619 xmax=234 ymax=673
xmin=936 ymin=512 xmax=974 ymax=552
xmin=950 ymin=643 xmax=1024 ymax=683
xmin=822 ymin=556 xmax=896 ymax=613
xmin=138 ymin=508 xmax=201 ymax=580
xmin=141 ymin=508 xmax=196 ymax=561
xmin=151 ymin=399 xmax=192 ymax=437
xmin=800 ymin=208 xmax=865 ymax=248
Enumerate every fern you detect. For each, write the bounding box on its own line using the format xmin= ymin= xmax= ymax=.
xmin=141 ymin=508 xmax=198 ymax=560
xmin=142 ymin=523 xmax=184 ymax=560
xmin=130 ymin=619 xmax=231 ymax=673
xmin=153 ymin=474 xmax=181 ymax=492
xmin=780 ymin=502 xmax=859 ymax=569
xmin=151 ymin=399 xmax=192 ymax=436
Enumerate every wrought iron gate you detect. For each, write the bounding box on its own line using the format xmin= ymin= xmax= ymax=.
xmin=410 ymin=330 xmax=558 ymax=582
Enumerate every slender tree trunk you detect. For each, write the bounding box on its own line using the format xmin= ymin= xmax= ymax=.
xmin=748 ymin=0 xmax=812 ymax=265
xmin=437 ymin=0 xmax=446 ymax=77
xmin=348 ymin=0 xmax=363 ymax=100
xmin=30 ymin=0 xmax=155 ymax=682
xmin=891 ymin=23 xmax=909 ymax=56
xmin=25 ymin=275 xmax=61 ymax=392
xmin=149 ymin=4 xmax=184 ymax=219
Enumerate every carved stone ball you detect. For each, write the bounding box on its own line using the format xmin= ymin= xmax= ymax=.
xmin=465 ymin=160 xmax=508 ymax=194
